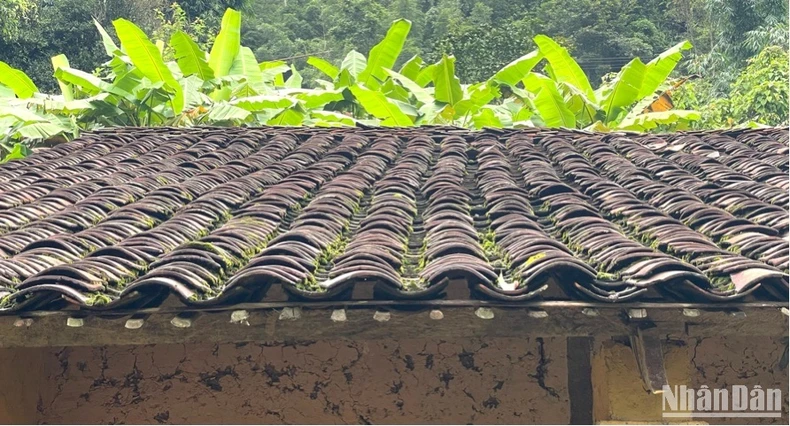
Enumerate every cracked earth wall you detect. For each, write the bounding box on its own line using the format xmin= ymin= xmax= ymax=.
xmin=0 ymin=338 xmax=570 ymax=424
xmin=593 ymin=336 xmax=789 ymax=424
xmin=0 ymin=336 xmax=785 ymax=424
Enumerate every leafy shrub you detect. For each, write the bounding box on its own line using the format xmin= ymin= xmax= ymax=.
xmin=675 ymin=46 xmax=788 ymax=127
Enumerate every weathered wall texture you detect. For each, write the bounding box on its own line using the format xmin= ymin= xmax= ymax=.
xmin=1 ymin=338 xmax=570 ymax=424
xmin=593 ymin=336 xmax=788 ymax=425
xmin=0 ymin=336 xmax=785 ymax=424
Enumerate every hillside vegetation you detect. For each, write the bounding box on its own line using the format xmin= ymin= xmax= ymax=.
xmin=0 ymin=0 xmax=786 ymax=160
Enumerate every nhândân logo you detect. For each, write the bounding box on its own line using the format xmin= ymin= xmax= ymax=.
xmin=662 ymin=385 xmax=783 ymax=418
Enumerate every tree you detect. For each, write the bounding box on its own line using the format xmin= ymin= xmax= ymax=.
xmin=681 ymin=0 xmax=789 ymax=95
xmin=729 ymin=46 xmax=788 ymax=126
xmin=325 ymin=0 xmax=390 ymax=55
xmin=675 ymin=46 xmax=789 ymax=127
xmin=177 ymin=0 xmax=251 ymax=26
xmin=0 ymin=0 xmax=107 ymax=92
xmin=422 ymin=0 xmax=464 ymax=48
xmin=151 ymin=2 xmax=215 ymax=56
xmin=431 ymin=20 xmax=535 ymax=82
xmin=0 ymin=0 xmax=35 ymax=39
xmin=534 ymin=0 xmax=682 ymax=84
xmin=0 ymin=0 xmax=786 ymax=142
xmin=468 ymin=2 xmax=492 ymax=26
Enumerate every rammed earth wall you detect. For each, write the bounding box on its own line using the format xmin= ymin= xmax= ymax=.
xmin=594 ymin=337 xmax=788 ymax=424
xmin=0 ymin=337 xmax=785 ymax=424
xmin=0 ymin=338 xmax=570 ymax=424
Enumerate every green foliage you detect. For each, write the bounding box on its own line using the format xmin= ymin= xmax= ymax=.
xmin=0 ymin=61 xmax=38 ymax=98
xmin=0 ymin=0 xmax=173 ymax=93
xmin=0 ymin=4 xmax=762 ymax=161
xmin=639 ymin=41 xmax=693 ymax=100
xmin=675 ymin=46 xmax=789 ymax=128
xmin=340 ymin=51 xmax=367 ymax=81
xmin=728 ymin=46 xmax=788 ymax=126
xmin=307 ymin=57 xmax=339 ymax=80
xmin=208 ymin=8 xmax=242 ymax=78
xmin=113 ymin=18 xmax=184 ymax=113
xmin=509 ymin=37 xmax=697 ymax=130
xmin=0 ymin=0 xmax=35 ymax=39
xmin=433 ymin=55 xmax=463 ymax=106
xmin=532 ymin=0 xmax=679 ymax=82
xmin=431 ymin=20 xmax=535 ymax=83
xmin=617 ymin=110 xmax=700 ymax=132
xmin=2 ymin=0 xmax=784 ymax=103
xmin=534 ymin=34 xmax=594 ymax=100
xmin=358 ymin=19 xmax=412 ymax=89
xmin=152 ymin=3 xmax=214 ymax=57
xmin=1 ymin=143 xmax=31 ymax=162
xmin=598 ymin=58 xmax=646 ymax=122
xmin=492 ymin=50 xmax=543 ymax=86
xmin=682 ymin=0 xmax=788 ymax=95
xmin=170 ymin=31 xmax=215 ymax=80
xmin=526 ymin=73 xmax=576 ymax=128
xmin=350 ymin=85 xmax=414 ymax=126
xmin=51 ymin=55 xmax=74 ymax=101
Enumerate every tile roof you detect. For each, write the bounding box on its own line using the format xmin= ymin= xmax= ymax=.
xmin=0 ymin=126 xmax=786 ymax=312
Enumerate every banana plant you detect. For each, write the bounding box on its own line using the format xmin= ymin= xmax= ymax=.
xmin=0 ymin=8 xmax=704 ymax=162
xmin=367 ymin=54 xmax=503 ymax=128
xmin=484 ymin=35 xmax=697 ymax=131
xmin=0 ymin=61 xmax=79 ymax=153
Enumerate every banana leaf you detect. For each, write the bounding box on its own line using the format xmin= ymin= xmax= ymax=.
xmin=93 ymin=18 xmax=121 ymax=56
xmin=433 ymin=55 xmax=463 ymax=106
xmin=358 ymin=19 xmax=411 ymax=89
xmin=340 ymin=50 xmax=367 ymax=80
xmin=616 ymin=110 xmax=700 ymax=131
xmin=0 ymin=61 xmax=38 ymax=99
xmin=472 ymin=107 xmax=503 ymax=129
xmin=385 ymin=68 xmax=434 ymax=105
xmin=208 ymin=8 xmax=241 ymax=78
xmin=524 ymin=73 xmax=576 ymax=128
xmin=310 ymin=110 xmax=356 ymax=126
xmin=113 ymin=19 xmax=183 ymax=113
xmin=638 ymin=41 xmax=692 ymax=100
xmin=534 ymin=35 xmax=595 ymax=101
xmin=399 ymin=55 xmax=424 ymax=81
xmin=598 ymin=58 xmax=646 ymax=122
xmin=350 ymin=85 xmax=413 ymax=126
xmin=170 ymin=31 xmax=214 ymax=81
xmin=229 ymin=46 xmax=265 ymax=92
xmin=267 ymin=106 xmax=305 ymax=126
xmin=54 ymin=67 xmax=133 ymax=99
xmin=307 ymin=57 xmax=339 ymax=80
xmin=491 ymin=50 xmax=543 ymax=86
xmin=51 ymin=55 xmax=74 ymax=101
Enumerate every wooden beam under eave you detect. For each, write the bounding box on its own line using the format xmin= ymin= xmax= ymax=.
xmin=0 ymin=304 xmax=786 ymax=348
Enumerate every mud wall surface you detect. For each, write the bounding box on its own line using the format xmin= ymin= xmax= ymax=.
xmin=0 ymin=338 xmax=570 ymax=424
xmin=0 ymin=336 xmax=785 ymax=424
xmin=593 ymin=336 xmax=788 ymax=425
